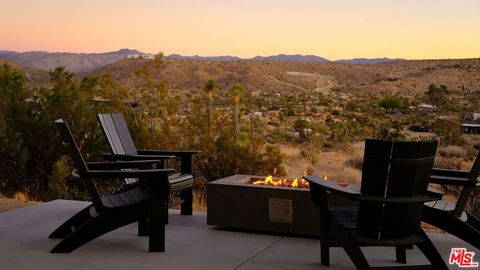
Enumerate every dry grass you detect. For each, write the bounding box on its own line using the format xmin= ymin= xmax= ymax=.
xmin=0 ymin=194 xmax=39 ymax=213
xmin=438 ymin=145 xmax=468 ymax=159
xmin=281 ymin=144 xmax=362 ymax=184
xmin=344 ymin=152 xmax=364 ymax=170
xmin=434 ymin=157 xmax=464 ymax=170
xmin=327 ymin=166 xmax=362 ymax=184
xmin=193 ymin=190 xmax=207 ymax=212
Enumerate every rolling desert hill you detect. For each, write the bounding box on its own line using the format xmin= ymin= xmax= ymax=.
xmin=87 ymin=57 xmax=480 ymax=97
xmin=3 ymin=53 xmax=480 ymax=99
xmin=0 ymin=57 xmax=50 ymax=87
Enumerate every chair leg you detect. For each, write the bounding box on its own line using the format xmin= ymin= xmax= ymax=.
xmin=180 ymin=188 xmax=193 ymax=215
xmin=51 ymin=213 xmax=129 ymax=253
xmin=416 ymin=231 xmax=448 ymax=270
xmin=395 ymin=244 xmax=413 ymax=264
xmin=138 ymin=218 xmax=149 ymax=236
xmin=149 ymin=198 xmax=167 ymax=252
xmin=49 ymin=205 xmax=92 ymax=239
xmin=395 ymin=246 xmax=407 ymax=264
xmin=320 ymin=209 xmax=330 ymax=266
xmin=148 ymin=176 xmax=169 ymax=252
xmin=466 ymin=211 xmax=480 ymax=231
xmin=423 ymin=206 xmax=480 ymax=249
xmin=330 ymin=217 xmax=370 ymax=270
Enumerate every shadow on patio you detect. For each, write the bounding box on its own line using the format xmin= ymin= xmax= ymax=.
xmin=0 ymin=200 xmax=477 ymax=270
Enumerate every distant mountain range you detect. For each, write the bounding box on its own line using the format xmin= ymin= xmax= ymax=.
xmin=0 ymin=49 xmax=152 ymax=73
xmin=336 ymin=57 xmax=405 ymax=64
xmin=165 ymin=53 xmax=399 ymax=64
xmin=0 ymin=49 xmax=404 ymax=72
xmin=167 ymin=54 xmax=242 ymax=61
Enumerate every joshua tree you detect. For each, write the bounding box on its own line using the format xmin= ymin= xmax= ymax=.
xmin=231 ymin=84 xmax=244 ymax=138
xmin=204 ymin=78 xmax=217 ymax=135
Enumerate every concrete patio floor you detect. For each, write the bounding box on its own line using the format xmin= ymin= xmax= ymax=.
xmin=0 ymin=200 xmax=478 ymax=270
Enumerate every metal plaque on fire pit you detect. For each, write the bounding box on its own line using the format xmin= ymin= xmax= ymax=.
xmin=268 ymin=198 xmax=293 ymax=223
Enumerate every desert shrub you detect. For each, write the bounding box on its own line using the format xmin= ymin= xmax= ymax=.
xmin=425 ymin=84 xmax=448 ymax=108
xmin=0 ymin=62 xmax=290 ymax=202
xmin=433 ymin=157 xmax=464 ymax=170
xmin=0 ymin=64 xmax=133 ymax=200
xmin=48 ymin=156 xmax=72 ymax=199
xmin=344 ymin=152 xmax=364 ymax=170
xmin=431 ymin=120 xmax=465 ymax=146
xmin=300 ymin=149 xmax=317 ymax=164
xmin=328 ymin=166 xmax=362 ymax=184
xmin=334 ymin=142 xmax=355 ymax=155
xmin=378 ymin=95 xmax=404 ymax=110
xmin=328 ymin=115 xmax=379 ymax=144
xmin=438 ymin=145 xmax=468 ymax=159
xmin=345 ymin=100 xmax=363 ymax=112
xmin=376 ymin=128 xmax=406 ymax=141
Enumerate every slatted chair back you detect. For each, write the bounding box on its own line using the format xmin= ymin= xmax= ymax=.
xmin=54 ymin=119 xmax=103 ymax=210
xmin=453 ymin=151 xmax=480 ymax=216
xmin=356 ymin=139 xmax=437 ymax=240
xmin=98 ymin=113 xmax=138 ymax=155
xmin=468 ymin=152 xmax=480 ymax=181
xmin=98 ymin=113 xmax=141 ymax=184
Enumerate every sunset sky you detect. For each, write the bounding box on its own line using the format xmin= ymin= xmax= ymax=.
xmin=1 ymin=0 xmax=479 ymax=60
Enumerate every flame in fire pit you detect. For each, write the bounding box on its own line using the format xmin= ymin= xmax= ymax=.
xmin=250 ymin=175 xmax=309 ymax=188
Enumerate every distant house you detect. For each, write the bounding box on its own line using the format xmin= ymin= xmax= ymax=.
xmin=252 ymin=112 xmax=263 ymax=118
xmin=126 ymin=54 xmax=154 ymax=59
xmin=416 ymin=103 xmax=437 ymax=112
xmin=461 ymin=121 xmax=480 ymax=134
xmin=461 ymin=113 xmax=480 ymax=134
xmin=91 ymin=97 xmax=139 ymax=108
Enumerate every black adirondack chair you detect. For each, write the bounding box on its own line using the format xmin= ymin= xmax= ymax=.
xmin=304 ymin=139 xmax=448 ymax=269
xmin=422 ymin=151 xmax=480 ymax=249
xmin=49 ymin=119 xmax=175 ymax=253
xmin=97 ymin=113 xmax=196 ymax=216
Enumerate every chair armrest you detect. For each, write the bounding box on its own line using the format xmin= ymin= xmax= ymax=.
xmin=137 ymin=150 xmax=199 ymax=156
xmin=86 ymin=160 xmax=161 ymax=170
xmin=431 ymin=168 xmax=469 ymax=178
xmin=357 ymin=194 xmax=439 ymax=204
xmin=429 ymin=175 xmax=478 ymax=187
xmin=78 ymin=168 xmax=175 ymax=179
xmin=303 ymin=176 xmax=359 ymax=197
xmin=137 ymin=150 xmax=198 ymax=174
xmin=102 ymin=153 xmax=175 ymax=162
xmin=427 ymin=186 xmax=444 ymax=199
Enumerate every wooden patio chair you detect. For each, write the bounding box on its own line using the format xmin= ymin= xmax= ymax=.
xmin=97 ymin=112 xmax=197 ymax=216
xmin=304 ymin=139 xmax=448 ymax=269
xmin=422 ymin=151 xmax=480 ymax=249
xmin=49 ymin=119 xmax=175 ymax=253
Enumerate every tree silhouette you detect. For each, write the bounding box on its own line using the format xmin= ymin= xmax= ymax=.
xmin=425 ymin=84 xmax=448 ymax=108
xmin=204 ymin=78 xmax=217 ymax=135
xmin=231 ymin=84 xmax=244 ymax=139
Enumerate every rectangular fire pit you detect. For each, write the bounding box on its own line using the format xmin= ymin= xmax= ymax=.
xmin=207 ymin=174 xmax=352 ymax=236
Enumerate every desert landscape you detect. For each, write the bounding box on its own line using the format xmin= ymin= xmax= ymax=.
xmin=1 ymin=52 xmax=479 ymax=214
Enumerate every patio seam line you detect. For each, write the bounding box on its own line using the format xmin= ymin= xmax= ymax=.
xmin=232 ymin=236 xmax=284 ymax=270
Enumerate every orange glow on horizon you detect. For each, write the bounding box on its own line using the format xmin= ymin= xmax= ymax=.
xmin=1 ymin=0 xmax=479 ymax=60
